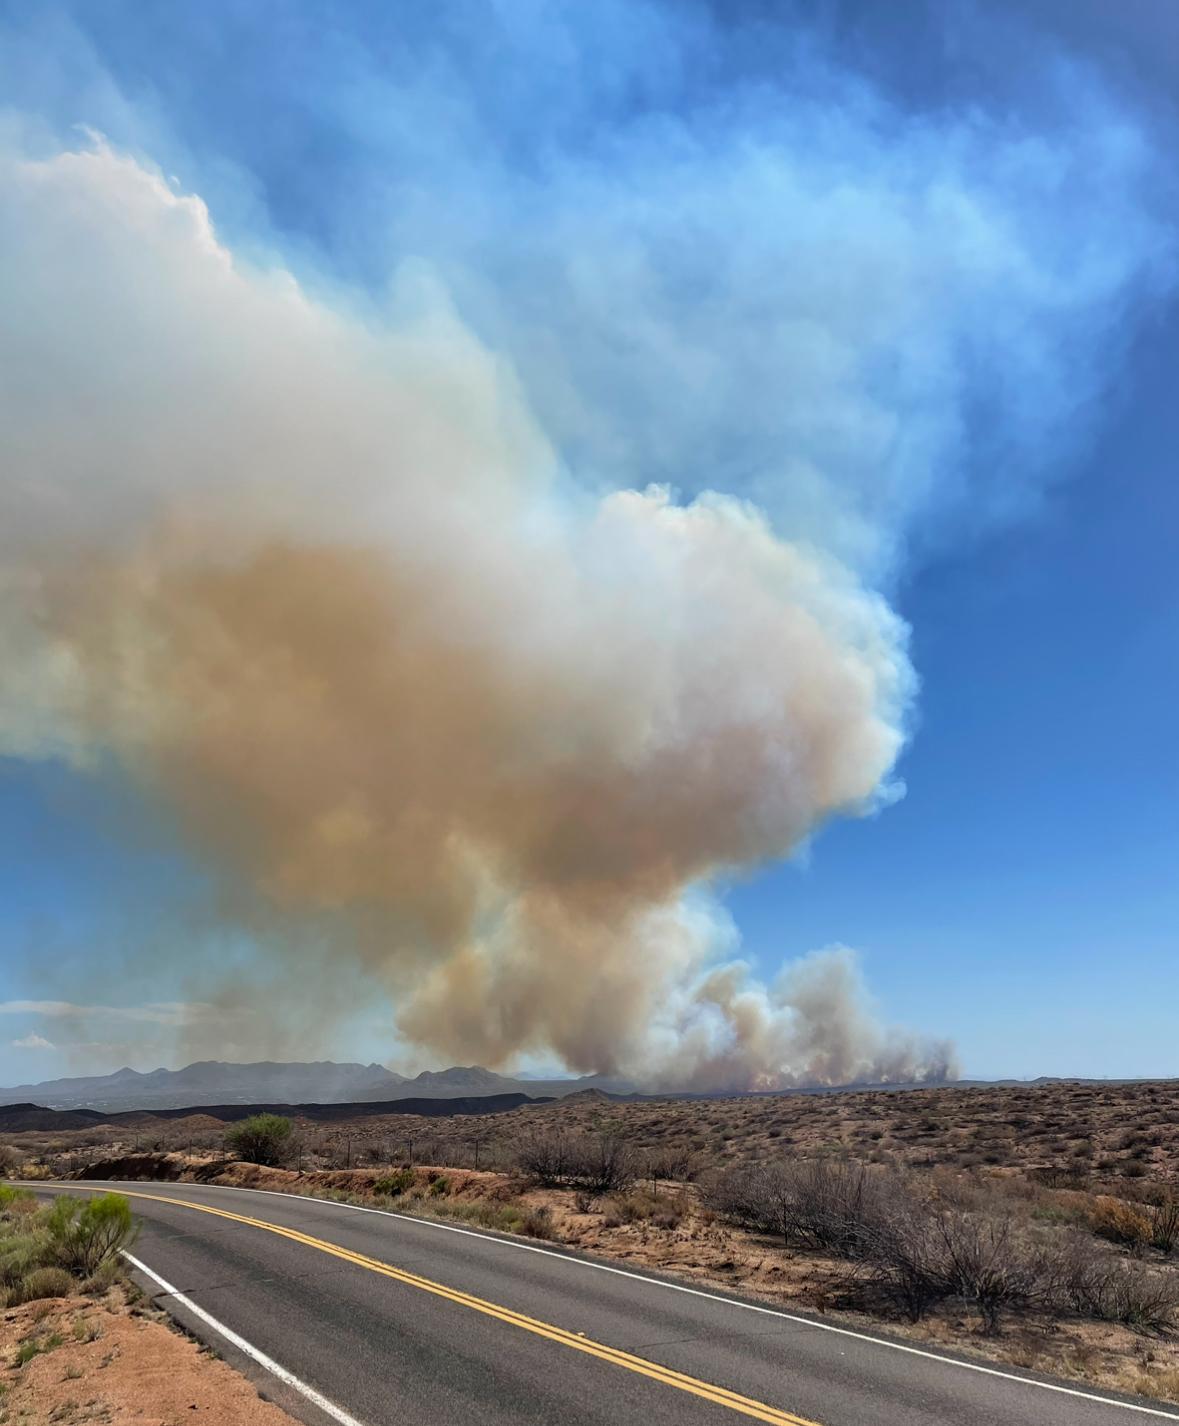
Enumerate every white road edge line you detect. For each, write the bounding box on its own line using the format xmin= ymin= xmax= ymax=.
xmin=122 ymin=1248 xmax=367 ymax=1426
xmin=166 ymin=1180 xmax=1179 ymax=1421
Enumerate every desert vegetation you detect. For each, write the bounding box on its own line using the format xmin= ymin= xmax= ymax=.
xmin=698 ymin=1156 xmax=1179 ymax=1334
xmin=7 ymin=1077 xmax=1179 ymax=1184
xmin=0 ymin=1184 xmax=303 ymax=1423
xmin=224 ymin=1112 xmax=297 ymax=1166
xmin=0 ymin=1185 xmax=136 ymax=1307
xmin=6 ymin=1079 xmax=1179 ymax=1402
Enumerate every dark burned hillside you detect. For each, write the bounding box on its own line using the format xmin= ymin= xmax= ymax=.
xmin=144 ymin=1091 xmax=552 ymax=1123
xmin=0 ymin=1091 xmax=548 ymax=1135
xmin=0 ymin=1104 xmax=108 ymax=1133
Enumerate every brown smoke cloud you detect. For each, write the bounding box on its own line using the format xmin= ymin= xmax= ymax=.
xmin=0 ymin=139 xmax=956 ymax=1087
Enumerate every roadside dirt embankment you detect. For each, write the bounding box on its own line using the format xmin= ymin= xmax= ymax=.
xmin=1 ymin=1285 xmax=301 ymax=1426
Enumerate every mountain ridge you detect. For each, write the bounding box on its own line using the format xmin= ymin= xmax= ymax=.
xmin=0 ymin=1058 xmax=633 ymax=1111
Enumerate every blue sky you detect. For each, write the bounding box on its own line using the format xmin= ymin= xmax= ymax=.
xmin=0 ymin=0 xmax=1175 ymax=1085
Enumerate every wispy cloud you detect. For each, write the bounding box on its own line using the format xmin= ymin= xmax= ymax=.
xmin=0 ymin=1000 xmax=232 ymax=1026
xmin=11 ymin=1032 xmax=54 ymax=1050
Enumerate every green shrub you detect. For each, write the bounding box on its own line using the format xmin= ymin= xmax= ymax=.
xmin=45 ymin=1194 xmax=138 ymax=1275
xmin=225 ymin=1114 xmax=295 ymax=1166
xmin=474 ymin=1203 xmax=525 ymax=1233
xmin=435 ymin=1200 xmax=525 ymax=1233
xmin=14 ymin=1331 xmax=63 ymax=1366
xmin=0 ymin=1185 xmax=33 ymax=1213
xmin=0 ymin=1231 xmax=45 ymax=1292
xmin=372 ymin=1168 xmax=416 ymax=1197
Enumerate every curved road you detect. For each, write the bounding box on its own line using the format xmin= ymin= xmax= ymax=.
xmin=20 ymin=1180 xmax=1179 ymax=1426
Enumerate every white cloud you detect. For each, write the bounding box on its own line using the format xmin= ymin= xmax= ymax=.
xmin=11 ymin=1033 xmax=54 ymax=1051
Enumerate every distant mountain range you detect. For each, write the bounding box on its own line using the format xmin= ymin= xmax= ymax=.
xmin=0 ymin=1059 xmax=635 ymax=1111
xmin=4 ymin=1059 xmax=1148 ymax=1116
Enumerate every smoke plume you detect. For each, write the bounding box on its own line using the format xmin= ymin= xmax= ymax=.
xmin=0 ymin=139 xmax=925 ymax=1085
xmin=0 ymin=43 xmax=1165 ymax=1087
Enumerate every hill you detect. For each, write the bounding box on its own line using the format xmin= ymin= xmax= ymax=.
xmin=0 ymin=1058 xmax=635 ymax=1112
xmin=0 ymin=1089 xmax=554 ymax=1132
xmin=0 ymin=1060 xmax=409 ymax=1111
xmin=0 ymin=1102 xmax=109 ymax=1132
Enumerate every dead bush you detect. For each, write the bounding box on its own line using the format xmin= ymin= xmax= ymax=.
xmin=1050 ymin=1232 xmax=1120 ymax=1315
xmin=933 ymin=1211 xmax=1048 ymax=1333
xmin=859 ymin=1185 xmax=1059 ymax=1332
xmin=699 ymin=1162 xmax=793 ymax=1242
xmin=13 ymin=1265 xmax=74 ymax=1303
xmin=1049 ymin=1232 xmax=1179 ymax=1329
xmin=1050 ymin=1234 xmax=1179 ymax=1332
xmin=1101 ymin=1265 xmax=1179 ymax=1333
xmin=563 ymin=1135 xmax=637 ymax=1196
xmin=788 ymin=1160 xmax=891 ymax=1256
xmin=1151 ymin=1197 xmax=1179 ymax=1255
xmin=516 ymin=1133 xmax=568 ymax=1187
xmin=604 ymin=1190 xmax=657 ymax=1225
xmin=521 ymin=1206 xmax=555 ymax=1240
xmin=517 ymin=1131 xmax=636 ymax=1195
xmin=701 ymin=1158 xmax=891 ymax=1255
xmin=703 ymin=1156 xmax=1177 ymax=1334
xmin=860 ymin=1194 xmax=948 ymax=1323
xmin=645 ymin=1146 xmax=697 ymax=1185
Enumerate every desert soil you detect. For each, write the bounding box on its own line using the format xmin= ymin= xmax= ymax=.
xmin=0 ymin=1285 xmax=299 ymax=1426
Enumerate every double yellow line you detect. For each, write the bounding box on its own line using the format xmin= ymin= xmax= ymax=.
xmin=63 ymin=1185 xmax=821 ymax=1425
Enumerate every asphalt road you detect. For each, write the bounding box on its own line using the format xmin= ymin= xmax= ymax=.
xmin=21 ymin=1180 xmax=1179 ymax=1426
